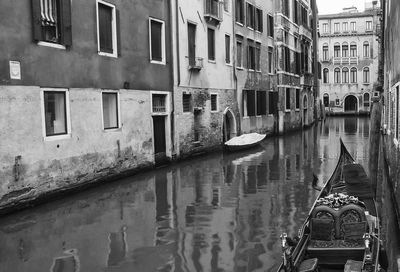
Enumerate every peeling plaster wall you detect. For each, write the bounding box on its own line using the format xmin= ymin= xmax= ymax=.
xmin=0 ymin=86 xmax=154 ymax=208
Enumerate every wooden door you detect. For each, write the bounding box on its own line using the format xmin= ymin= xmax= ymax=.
xmin=153 ymin=116 xmax=166 ymax=162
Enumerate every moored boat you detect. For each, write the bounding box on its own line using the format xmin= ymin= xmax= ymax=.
xmin=277 ymin=139 xmax=382 ymax=272
xmin=224 ymin=133 xmax=266 ymax=152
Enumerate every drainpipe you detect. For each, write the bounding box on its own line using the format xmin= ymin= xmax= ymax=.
xmin=232 ymin=0 xmax=239 ymax=134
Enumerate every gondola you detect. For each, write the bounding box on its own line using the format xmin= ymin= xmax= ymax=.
xmin=277 ymin=139 xmax=382 ymax=272
xmin=224 ymin=133 xmax=266 ymax=152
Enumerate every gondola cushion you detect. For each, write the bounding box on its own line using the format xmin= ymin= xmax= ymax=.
xmin=310 ymin=218 xmax=334 ymax=241
xmin=299 ymin=258 xmax=319 ymax=272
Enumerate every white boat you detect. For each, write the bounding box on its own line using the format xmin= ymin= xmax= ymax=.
xmin=224 ymin=133 xmax=266 ymax=151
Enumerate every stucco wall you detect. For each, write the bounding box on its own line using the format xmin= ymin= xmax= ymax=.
xmin=0 ymin=86 xmax=156 ymax=208
xmin=0 ymin=0 xmax=172 ymax=91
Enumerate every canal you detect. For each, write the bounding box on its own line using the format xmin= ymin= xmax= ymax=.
xmin=0 ymin=117 xmax=370 ymax=272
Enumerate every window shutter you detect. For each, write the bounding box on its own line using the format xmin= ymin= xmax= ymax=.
xmin=116 ymin=9 xmax=121 ymax=56
xmin=259 ymin=9 xmax=263 ymax=32
xmin=60 ymin=0 xmax=72 ymax=47
xmin=31 ymin=0 xmax=42 ymax=41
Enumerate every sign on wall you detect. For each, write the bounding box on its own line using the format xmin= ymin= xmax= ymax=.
xmin=9 ymin=61 xmax=21 ymax=80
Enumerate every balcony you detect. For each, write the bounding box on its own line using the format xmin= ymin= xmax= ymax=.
xmin=187 ymin=57 xmax=203 ymax=71
xmin=332 ymin=57 xmax=358 ymax=65
xmin=204 ymin=0 xmax=222 ymax=26
xmin=300 ymin=73 xmax=314 ymax=86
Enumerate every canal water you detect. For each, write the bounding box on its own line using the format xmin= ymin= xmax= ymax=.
xmin=0 ymin=117 xmax=370 ymax=272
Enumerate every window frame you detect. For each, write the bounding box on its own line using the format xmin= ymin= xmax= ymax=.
xmin=334 ymin=67 xmax=341 ymax=83
xmin=101 ymin=90 xmax=121 ymax=131
xmin=363 ymin=42 xmax=370 ymax=58
xmin=323 ymin=68 xmax=329 ymax=83
xmin=182 ymin=93 xmax=192 ymax=113
xmin=235 ymin=0 xmax=245 ymax=25
xmin=322 ymin=44 xmax=329 ymax=60
xmin=210 ymin=93 xmax=218 ymax=112
xmin=366 ymin=21 xmax=373 ymax=31
xmin=285 ymin=88 xmax=291 ymax=111
xmin=149 ymin=17 xmax=166 ymax=65
xmin=40 ymin=88 xmax=71 ymax=141
xmin=363 ymin=67 xmax=370 ymax=83
xmin=207 ymin=27 xmax=216 ymax=62
xmin=236 ymin=37 xmax=243 ymax=69
xmin=96 ymin=0 xmax=118 ymax=58
xmin=268 ymin=46 xmax=274 ymax=74
xmin=342 ymin=67 xmax=349 ymax=83
xmin=267 ymin=14 xmax=274 ymax=38
xmin=225 ymin=34 xmax=231 ymax=65
xmin=334 ymin=22 xmax=340 ymax=33
xmin=350 ymin=21 xmax=356 ymax=31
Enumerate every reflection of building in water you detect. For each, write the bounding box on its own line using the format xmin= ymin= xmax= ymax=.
xmin=107 ymin=227 xmax=127 ymax=267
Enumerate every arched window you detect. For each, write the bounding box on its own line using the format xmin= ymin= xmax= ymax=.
xmin=334 ymin=43 xmax=340 ymax=58
xmin=322 ymin=43 xmax=329 ymax=60
xmin=363 ymin=67 xmax=370 ymax=83
xmin=303 ymin=95 xmax=308 ymax=109
xmin=363 ymin=42 xmax=370 ymax=57
xmin=334 ymin=68 xmax=341 ymax=83
xmin=350 ymin=42 xmax=357 ymax=57
xmin=342 ymin=42 xmax=348 ymax=57
xmin=350 ymin=67 xmax=357 ymax=83
xmin=323 ymin=68 xmax=329 ymax=83
xmin=342 ymin=67 xmax=349 ymax=83
xmin=323 ymin=93 xmax=329 ymax=107
xmin=364 ymin=92 xmax=370 ymax=107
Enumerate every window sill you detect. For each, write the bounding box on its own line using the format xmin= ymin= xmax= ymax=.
xmin=208 ymin=60 xmax=216 ymax=64
xmin=295 ymin=109 xmax=300 ymax=112
xmin=225 ymin=62 xmax=233 ymax=66
xmin=43 ymin=134 xmax=72 ymax=142
xmin=37 ymin=41 xmax=66 ymax=50
xmin=284 ymin=109 xmax=291 ymax=113
xmin=243 ymin=116 xmax=250 ymax=119
xmin=236 ymin=22 xmax=244 ymax=27
xmin=236 ymin=66 xmax=244 ymax=70
xmin=103 ymin=127 xmax=122 ymax=132
xmin=98 ymin=51 xmax=118 ymax=58
xmin=150 ymin=60 xmax=166 ymax=65
xmin=211 ymin=110 xmax=218 ymax=113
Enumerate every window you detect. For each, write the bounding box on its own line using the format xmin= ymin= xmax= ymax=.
xmin=363 ymin=93 xmax=370 ymax=107
xmin=323 ymin=23 xmax=328 ymax=33
xmin=42 ymin=89 xmax=69 ymax=137
xmin=97 ymin=0 xmax=118 ymax=57
xmin=247 ymin=40 xmax=255 ymax=70
xmin=334 ymin=68 xmax=341 ymax=83
xmin=268 ymin=91 xmax=278 ymax=114
xmin=342 ymin=22 xmax=348 ymax=32
xmin=285 ymin=88 xmax=291 ymax=110
xmin=149 ymin=18 xmax=165 ymax=64
xmin=350 ymin=43 xmax=357 ymax=57
xmin=282 ymin=0 xmax=289 ymax=17
xmin=342 ymin=43 xmax=348 ymax=57
xmin=208 ymin=28 xmax=215 ymax=61
xmin=350 ymin=22 xmax=356 ymax=31
xmin=267 ymin=14 xmax=274 ymax=37
xmin=236 ymin=38 xmax=243 ymax=68
xmin=236 ymin=0 xmax=245 ymax=24
xmin=223 ymin=0 xmax=229 ymax=12
xmin=350 ymin=67 xmax=357 ymax=83
xmin=268 ymin=46 xmax=273 ymax=73
xmin=363 ymin=67 xmax=370 ymax=83
xmin=323 ymin=68 xmax=329 ymax=83
xmin=342 ymin=67 xmax=349 ymax=83
xmin=284 ymin=30 xmax=289 ymax=44
xmin=363 ymin=42 xmax=370 ymax=58
xmin=243 ymin=90 xmax=256 ymax=116
xmin=255 ymin=42 xmax=261 ymax=71
xmin=323 ymin=93 xmax=329 ymax=107
xmin=334 ymin=44 xmax=340 ymax=58
xmin=32 ymin=0 xmax=72 ymax=48
xmin=295 ymin=89 xmax=300 ymax=109
xmin=188 ymin=23 xmax=197 ymax=66
xmin=225 ymin=34 xmax=231 ymax=64
xmin=256 ymin=91 xmax=267 ymax=115
xmin=335 ymin=99 xmax=340 ymax=105
xmin=102 ymin=92 xmax=119 ymax=129
xmin=294 ymin=0 xmax=299 ymax=24
xmin=211 ymin=94 xmax=218 ymax=111
xmin=182 ymin=94 xmax=192 ymax=112
xmin=366 ymin=21 xmax=372 ymax=31
xmin=283 ymin=46 xmax=291 ymax=72
xmin=301 ymin=5 xmax=308 ymax=27
xmin=322 ymin=44 xmax=328 ymax=60
xmin=255 ymin=8 xmax=263 ymax=32
xmin=152 ymin=94 xmax=167 ymax=112
xmin=334 ymin=22 xmax=340 ymax=32
xmin=246 ymin=3 xmax=255 ymax=29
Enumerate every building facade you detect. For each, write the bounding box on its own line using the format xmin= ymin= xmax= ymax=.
xmin=172 ymin=0 xmax=239 ymax=158
xmin=378 ymin=0 xmax=400 ymax=269
xmin=234 ymin=0 xmax=277 ymax=135
xmin=275 ymin=0 xmax=318 ymax=133
xmin=0 ymin=0 xmax=173 ymax=209
xmin=319 ymin=3 xmax=380 ymax=115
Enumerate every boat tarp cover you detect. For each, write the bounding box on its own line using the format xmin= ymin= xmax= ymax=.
xmin=343 ymin=163 xmax=376 ymax=216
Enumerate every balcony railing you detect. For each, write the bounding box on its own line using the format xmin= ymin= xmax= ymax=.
xmin=204 ymin=0 xmax=222 ymax=25
xmin=187 ymin=56 xmax=203 ymax=71
xmin=332 ymin=57 xmax=359 ymax=65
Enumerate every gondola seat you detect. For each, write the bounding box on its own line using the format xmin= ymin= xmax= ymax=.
xmin=306 ymin=203 xmax=368 ymax=265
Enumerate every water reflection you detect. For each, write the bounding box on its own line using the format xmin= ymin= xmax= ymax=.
xmin=0 ymin=117 xmax=370 ymax=272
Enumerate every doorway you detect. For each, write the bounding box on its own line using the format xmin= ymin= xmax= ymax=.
xmin=344 ymin=95 xmax=358 ymax=112
xmin=153 ymin=116 xmax=166 ymax=163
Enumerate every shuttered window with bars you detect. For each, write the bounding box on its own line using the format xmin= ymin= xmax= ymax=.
xmin=31 ymin=0 xmax=72 ymax=46
xmin=182 ymin=94 xmax=192 ymax=112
